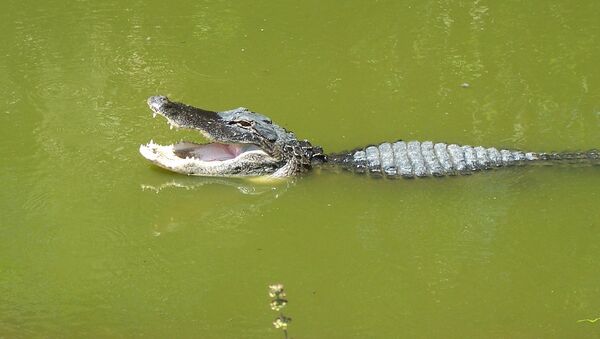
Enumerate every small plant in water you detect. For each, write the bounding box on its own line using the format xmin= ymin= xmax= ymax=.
xmin=269 ymin=283 xmax=291 ymax=338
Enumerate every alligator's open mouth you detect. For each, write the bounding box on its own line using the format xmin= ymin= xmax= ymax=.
xmin=140 ymin=140 xmax=266 ymax=163
xmin=139 ymin=96 xmax=279 ymax=176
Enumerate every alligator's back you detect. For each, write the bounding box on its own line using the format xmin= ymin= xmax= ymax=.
xmin=328 ymin=141 xmax=599 ymax=178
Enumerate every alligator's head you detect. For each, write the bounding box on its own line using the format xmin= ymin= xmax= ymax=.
xmin=139 ymin=96 xmax=325 ymax=177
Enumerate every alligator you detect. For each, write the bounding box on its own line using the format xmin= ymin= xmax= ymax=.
xmin=139 ymin=96 xmax=599 ymax=178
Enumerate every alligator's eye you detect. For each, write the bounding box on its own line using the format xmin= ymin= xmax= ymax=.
xmin=229 ymin=120 xmax=253 ymax=128
xmin=263 ymin=119 xmax=272 ymax=124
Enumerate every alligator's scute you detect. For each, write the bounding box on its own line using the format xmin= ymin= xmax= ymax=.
xmin=328 ymin=141 xmax=543 ymax=178
xmin=140 ymin=96 xmax=599 ymax=178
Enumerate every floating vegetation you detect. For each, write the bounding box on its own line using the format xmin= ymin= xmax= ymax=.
xmin=269 ymin=283 xmax=291 ymax=338
xmin=273 ymin=314 xmax=292 ymax=330
xmin=577 ymin=317 xmax=600 ymax=324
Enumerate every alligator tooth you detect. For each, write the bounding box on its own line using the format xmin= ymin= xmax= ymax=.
xmin=153 ymin=112 xmax=157 ymax=118
xmin=170 ymin=124 xmax=173 ymax=130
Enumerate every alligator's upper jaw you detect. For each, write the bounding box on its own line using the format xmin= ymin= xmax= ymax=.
xmin=140 ymin=96 xmax=281 ymax=177
xmin=146 ymin=95 xmax=220 ymax=133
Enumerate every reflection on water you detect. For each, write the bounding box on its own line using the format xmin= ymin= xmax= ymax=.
xmin=141 ymin=176 xmax=293 ymax=196
xmin=141 ymin=176 xmax=293 ymax=236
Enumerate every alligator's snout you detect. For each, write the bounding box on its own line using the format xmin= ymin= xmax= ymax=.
xmin=147 ymin=95 xmax=168 ymax=113
xmin=140 ymin=96 xmax=301 ymax=177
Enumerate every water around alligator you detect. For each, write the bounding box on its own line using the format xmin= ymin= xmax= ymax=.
xmin=1 ymin=1 xmax=599 ymax=337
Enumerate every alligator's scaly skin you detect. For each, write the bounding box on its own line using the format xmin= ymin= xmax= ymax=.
xmin=330 ymin=141 xmax=549 ymax=178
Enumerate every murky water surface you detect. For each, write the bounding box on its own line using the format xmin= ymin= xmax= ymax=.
xmin=1 ymin=1 xmax=599 ymax=337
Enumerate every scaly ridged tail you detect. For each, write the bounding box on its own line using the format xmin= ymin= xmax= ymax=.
xmin=327 ymin=141 xmax=599 ymax=178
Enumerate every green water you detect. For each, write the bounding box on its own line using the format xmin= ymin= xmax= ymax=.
xmin=1 ymin=1 xmax=599 ymax=337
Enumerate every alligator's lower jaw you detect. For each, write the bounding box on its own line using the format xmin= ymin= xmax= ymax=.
xmin=139 ymin=140 xmax=276 ymax=177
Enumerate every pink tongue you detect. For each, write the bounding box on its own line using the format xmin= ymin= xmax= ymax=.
xmin=173 ymin=142 xmax=242 ymax=161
